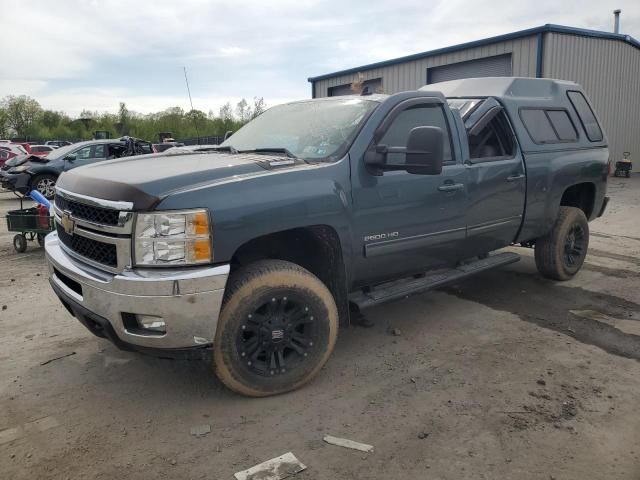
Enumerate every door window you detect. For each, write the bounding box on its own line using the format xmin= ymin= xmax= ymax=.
xmin=75 ymin=146 xmax=92 ymax=160
xmin=380 ymin=104 xmax=452 ymax=165
xmin=469 ymin=110 xmax=515 ymax=160
xmin=93 ymin=144 xmax=107 ymax=158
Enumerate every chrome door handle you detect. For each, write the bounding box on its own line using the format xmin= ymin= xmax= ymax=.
xmin=507 ymin=174 xmax=525 ymax=181
xmin=438 ymin=183 xmax=465 ymax=192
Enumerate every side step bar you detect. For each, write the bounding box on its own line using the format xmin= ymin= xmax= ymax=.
xmin=349 ymin=252 xmax=520 ymax=310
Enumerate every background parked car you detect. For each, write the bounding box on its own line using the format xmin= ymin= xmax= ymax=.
xmin=0 ymin=143 xmax=28 ymax=156
xmin=45 ymin=140 xmax=73 ymax=148
xmin=0 ymin=137 xmax=152 ymax=199
xmin=0 ymin=149 xmax=17 ymax=168
xmin=11 ymin=142 xmax=31 ymax=154
xmin=152 ymin=141 xmax=185 ymax=153
xmin=30 ymin=145 xmax=55 ymax=157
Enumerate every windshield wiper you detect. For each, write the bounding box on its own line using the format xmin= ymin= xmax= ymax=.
xmin=238 ymin=147 xmax=298 ymax=159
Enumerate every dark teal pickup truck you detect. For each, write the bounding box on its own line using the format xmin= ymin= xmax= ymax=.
xmin=45 ymin=77 xmax=609 ymax=396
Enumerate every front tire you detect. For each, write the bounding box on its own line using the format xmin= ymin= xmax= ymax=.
xmin=534 ymin=206 xmax=589 ymax=281
xmin=13 ymin=234 xmax=27 ymax=253
xmin=31 ymin=174 xmax=57 ymax=199
xmin=214 ymin=260 xmax=339 ymax=397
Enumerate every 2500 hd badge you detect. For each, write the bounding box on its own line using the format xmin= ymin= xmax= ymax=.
xmin=364 ymin=232 xmax=400 ymax=242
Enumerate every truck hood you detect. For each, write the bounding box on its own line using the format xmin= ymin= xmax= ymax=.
xmin=56 ymin=151 xmax=307 ymax=210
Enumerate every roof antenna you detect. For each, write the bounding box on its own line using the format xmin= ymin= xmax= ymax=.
xmin=183 ymin=66 xmax=201 ymax=142
xmin=613 ymin=9 xmax=621 ymax=33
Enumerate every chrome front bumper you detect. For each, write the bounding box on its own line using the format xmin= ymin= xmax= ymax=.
xmin=45 ymin=232 xmax=229 ymax=350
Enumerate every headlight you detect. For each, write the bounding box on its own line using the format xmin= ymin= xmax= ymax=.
xmin=10 ymin=165 xmax=30 ymax=173
xmin=134 ymin=209 xmax=213 ymax=266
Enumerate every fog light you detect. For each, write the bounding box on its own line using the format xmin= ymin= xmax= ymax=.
xmin=138 ymin=315 xmax=166 ymax=334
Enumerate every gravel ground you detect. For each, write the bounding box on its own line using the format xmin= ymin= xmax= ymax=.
xmin=0 ymin=175 xmax=639 ymax=480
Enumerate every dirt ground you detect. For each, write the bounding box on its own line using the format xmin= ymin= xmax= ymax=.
xmin=1 ymin=175 xmax=639 ymax=480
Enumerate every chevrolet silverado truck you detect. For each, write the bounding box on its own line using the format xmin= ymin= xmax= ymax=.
xmin=45 ymin=77 xmax=609 ymax=396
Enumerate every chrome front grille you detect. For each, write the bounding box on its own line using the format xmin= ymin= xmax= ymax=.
xmin=53 ymin=187 xmax=134 ymax=273
xmin=54 ymin=194 xmax=121 ymax=226
xmin=56 ymin=223 xmax=118 ymax=267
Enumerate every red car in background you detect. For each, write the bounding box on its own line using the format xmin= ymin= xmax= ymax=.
xmin=0 ymin=149 xmax=17 ymax=167
xmin=0 ymin=144 xmax=27 ymax=168
xmin=11 ymin=142 xmax=31 ymax=153
xmin=29 ymin=145 xmax=55 ymax=157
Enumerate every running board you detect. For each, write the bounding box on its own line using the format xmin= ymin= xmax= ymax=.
xmin=349 ymin=252 xmax=520 ymax=310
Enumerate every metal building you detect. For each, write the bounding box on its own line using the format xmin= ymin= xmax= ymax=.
xmin=308 ymin=24 xmax=640 ymax=164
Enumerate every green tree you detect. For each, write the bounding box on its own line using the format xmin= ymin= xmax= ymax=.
xmin=1 ymin=95 xmax=42 ymax=137
xmin=116 ymin=102 xmax=130 ymax=135
xmin=235 ymin=98 xmax=250 ymax=122
xmin=219 ymin=102 xmax=233 ymax=121
xmin=0 ymin=107 xmax=9 ymax=138
xmin=251 ymin=97 xmax=266 ymax=119
xmin=41 ymin=110 xmax=64 ymax=130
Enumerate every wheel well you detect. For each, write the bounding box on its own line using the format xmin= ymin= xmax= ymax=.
xmin=29 ymin=171 xmax=58 ymax=184
xmin=230 ymin=226 xmax=350 ymax=325
xmin=560 ymin=183 xmax=595 ymax=219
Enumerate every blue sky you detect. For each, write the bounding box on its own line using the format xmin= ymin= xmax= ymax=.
xmin=1 ymin=0 xmax=638 ymax=116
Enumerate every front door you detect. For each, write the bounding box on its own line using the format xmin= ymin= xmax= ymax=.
xmin=63 ymin=144 xmax=108 ymax=171
xmin=350 ymin=99 xmax=468 ymax=287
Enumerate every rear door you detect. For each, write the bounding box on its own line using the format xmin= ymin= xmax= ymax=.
xmin=462 ymin=98 xmax=526 ymax=255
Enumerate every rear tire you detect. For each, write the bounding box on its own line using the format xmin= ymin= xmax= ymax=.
xmin=213 ymin=259 xmax=339 ymax=397
xmin=534 ymin=206 xmax=589 ymax=281
xmin=31 ymin=174 xmax=57 ymax=199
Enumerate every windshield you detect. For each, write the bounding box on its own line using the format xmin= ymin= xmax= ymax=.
xmin=220 ymin=98 xmax=378 ymax=161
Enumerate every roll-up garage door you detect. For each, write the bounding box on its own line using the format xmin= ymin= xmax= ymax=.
xmin=328 ymin=78 xmax=383 ymax=96
xmin=427 ymin=54 xmax=512 ymax=84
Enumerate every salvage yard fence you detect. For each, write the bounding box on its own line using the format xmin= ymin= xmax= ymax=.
xmin=177 ymin=135 xmax=226 ymax=146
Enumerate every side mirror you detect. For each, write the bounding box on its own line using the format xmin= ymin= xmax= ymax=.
xmin=223 ymin=130 xmax=233 ymax=141
xmin=404 ymin=126 xmax=444 ymax=175
xmin=364 ymin=126 xmax=445 ymax=176
xmin=65 ymin=153 xmax=77 ymax=162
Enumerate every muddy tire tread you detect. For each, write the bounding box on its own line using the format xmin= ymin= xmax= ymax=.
xmin=214 ymin=259 xmax=338 ymax=397
xmin=534 ymin=206 xmax=589 ymax=281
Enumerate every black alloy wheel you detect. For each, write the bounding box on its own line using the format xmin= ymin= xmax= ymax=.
xmin=235 ymin=295 xmax=319 ymax=377
xmin=563 ymin=224 xmax=586 ymax=268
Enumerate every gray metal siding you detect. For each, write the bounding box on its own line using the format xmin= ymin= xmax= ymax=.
xmin=313 ymin=36 xmax=539 ymax=98
xmin=543 ymin=32 xmax=640 ymax=164
xmin=427 ymin=53 xmax=512 ymax=84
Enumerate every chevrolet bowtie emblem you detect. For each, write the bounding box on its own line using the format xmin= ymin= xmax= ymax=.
xmin=61 ymin=211 xmax=75 ymax=235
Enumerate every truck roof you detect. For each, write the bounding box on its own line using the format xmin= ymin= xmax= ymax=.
xmin=421 ymin=77 xmax=580 ymax=101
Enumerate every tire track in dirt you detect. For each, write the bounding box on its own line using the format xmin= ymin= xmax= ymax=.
xmin=445 ymin=268 xmax=640 ymax=361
